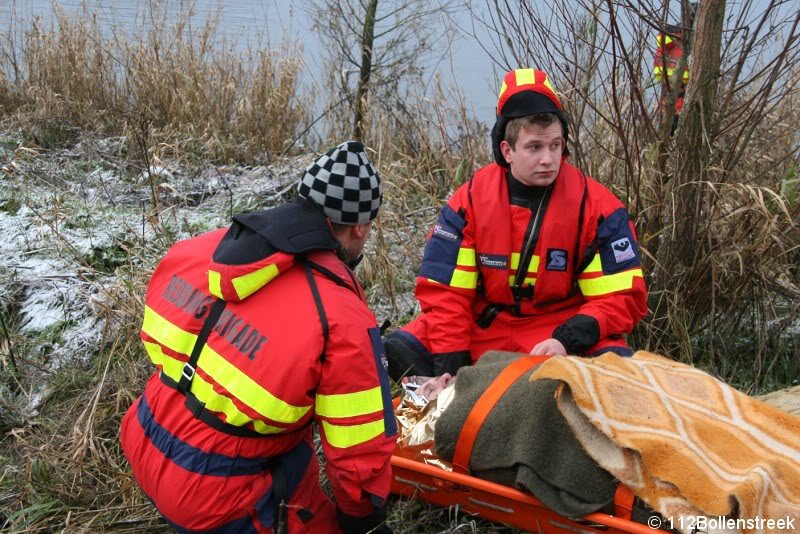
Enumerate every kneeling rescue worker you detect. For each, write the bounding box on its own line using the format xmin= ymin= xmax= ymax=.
xmin=120 ymin=141 xmax=396 ymax=533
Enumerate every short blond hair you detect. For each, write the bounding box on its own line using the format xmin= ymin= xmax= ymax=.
xmin=504 ymin=113 xmax=561 ymax=149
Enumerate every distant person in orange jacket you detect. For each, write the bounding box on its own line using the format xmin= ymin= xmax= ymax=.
xmin=120 ymin=141 xmax=395 ymax=533
xmin=653 ymin=5 xmax=697 ymax=134
xmin=385 ymin=69 xmax=648 ymax=380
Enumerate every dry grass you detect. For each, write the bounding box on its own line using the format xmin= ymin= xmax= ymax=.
xmin=0 ymin=1 xmax=307 ymax=161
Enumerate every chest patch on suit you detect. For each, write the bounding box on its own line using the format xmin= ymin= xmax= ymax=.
xmin=546 ymin=248 xmax=568 ymax=271
xmin=478 ymin=253 xmax=508 ymax=269
xmin=612 ymin=237 xmax=635 ymax=263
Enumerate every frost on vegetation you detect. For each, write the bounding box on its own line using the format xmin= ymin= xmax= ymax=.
xmin=0 ymin=136 xmax=311 ymax=394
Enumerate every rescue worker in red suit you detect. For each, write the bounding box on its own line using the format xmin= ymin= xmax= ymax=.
xmin=120 ymin=141 xmax=396 ymax=533
xmin=385 ymin=69 xmax=648 ymax=380
xmin=652 ymin=19 xmax=693 ymax=135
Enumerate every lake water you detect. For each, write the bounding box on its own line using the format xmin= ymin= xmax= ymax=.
xmin=0 ymin=0 xmax=500 ymax=127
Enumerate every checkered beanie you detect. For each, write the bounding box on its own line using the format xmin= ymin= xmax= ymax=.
xmin=297 ymin=141 xmax=382 ymax=225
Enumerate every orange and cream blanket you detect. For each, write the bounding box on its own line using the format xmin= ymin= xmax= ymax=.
xmin=530 ymin=351 xmax=800 ymax=534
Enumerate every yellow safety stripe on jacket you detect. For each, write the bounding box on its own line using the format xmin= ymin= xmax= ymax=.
xmin=142 ymin=306 xmax=197 ymax=354
xmin=231 ymin=263 xmax=280 ymax=300
xmin=142 ymin=306 xmax=312 ymax=425
xmin=578 ymin=254 xmax=644 ymax=295
xmin=316 ymin=386 xmax=384 ymax=419
xmin=508 ymin=253 xmax=539 ymax=286
xmin=578 ymin=269 xmax=644 ymax=297
xmin=457 ymin=247 xmax=477 ymax=267
xmin=143 ymin=340 xmax=285 ymax=434
xmin=653 ymin=66 xmax=689 ymax=83
xmin=581 ymin=254 xmax=603 ymax=274
xmin=208 ymin=270 xmax=223 ymax=299
xmin=320 ymin=419 xmax=385 ymax=449
xmin=656 ymin=33 xmax=674 ymax=47
xmin=448 ymin=246 xmax=478 ymax=289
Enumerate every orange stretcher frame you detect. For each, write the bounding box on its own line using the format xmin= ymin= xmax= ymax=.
xmin=390 ymin=355 xmax=667 ymax=534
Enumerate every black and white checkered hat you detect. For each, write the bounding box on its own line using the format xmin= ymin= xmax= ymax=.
xmin=297 ymin=141 xmax=382 ymax=225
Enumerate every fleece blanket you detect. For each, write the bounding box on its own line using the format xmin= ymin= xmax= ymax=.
xmin=433 ymin=351 xmax=617 ymax=519
xmin=530 ymin=351 xmax=800 ymax=534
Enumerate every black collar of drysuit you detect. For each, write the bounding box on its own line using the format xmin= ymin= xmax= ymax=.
xmin=507 ymin=172 xmax=550 ymax=208
xmin=212 ymin=197 xmax=340 ymax=265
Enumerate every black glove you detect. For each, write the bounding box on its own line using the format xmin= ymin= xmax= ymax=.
xmin=336 ymin=506 xmax=393 ymax=534
xmin=384 ymin=331 xmax=434 ymax=381
xmin=552 ymin=314 xmax=600 ymax=355
xmin=432 ymin=350 xmax=471 ymax=377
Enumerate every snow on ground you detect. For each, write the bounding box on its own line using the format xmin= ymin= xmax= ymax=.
xmin=0 ymin=135 xmax=308 ymax=410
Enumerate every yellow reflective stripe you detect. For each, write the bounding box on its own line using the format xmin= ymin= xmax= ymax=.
xmin=528 ymin=255 xmax=540 ymax=274
xmin=509 ymin=254 xmax=539 ymax=272
xmin=515 ymin=68 xmax=535 ymax=86
xmin=142 ymin=306 xmax=197 ymax=354
xmin=143 ymin=339 xmax=184 ymax=376
xmin=542 ymin=75 xmax=555 ymax=93
xmin=450 ymin=268 xmax=478 ymax=289
xmin=578 ymin=268 xmax=644 ymax=297
xmin=209 ymin=270 xmax=223 ymax=299
xmin=498 ymin=80 xmax=507 ymax=99
xmin=231 ymin=263 xmax=279 ymax=300
xmin=321 ymin=419 xmax=385 ymax=448
xmin=508 ymin=275 xmax=536 ymax=286
xmin=581 ymin=254 xmax=603 ymax=274
xmin=142 ymin=306 xmax=311 ymax=424
xmin=316 ymin=387 xmax=384 ymax=419
xmin=456 ymin=247 xmax=477 ymax=267
xmin=143 ymin=341 xmax=284 ymax=434
xmin=198 ymin=345 xmax=311 ymax=424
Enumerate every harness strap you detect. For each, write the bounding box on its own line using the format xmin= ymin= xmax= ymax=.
xmin=614 ymin=484 xmax=636 ymax=521
xmin=301 ymin=259 xmax=329 ymax=361
xmin=177 ymin=299 xmax=227 ymax=395
xmin=451 ymin=355 xmax=551 ymax=474
xmin=272 ymin=455 xmax=290 ymax=534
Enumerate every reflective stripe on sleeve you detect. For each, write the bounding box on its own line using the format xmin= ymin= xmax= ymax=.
xmin=456 ymin=247 xmax=477 ymax=267
xmin=320 ymin=419 xmax=386 ymax=449
xmin=450 ymin=268 xmax=478 ymax=289
xmin=581 ymin=254 xmax=603 ymax=274
xmin=316 ymin=387 xmax=384 ymax=419
xmin=578 ymin=268 xmax=644 ymax=296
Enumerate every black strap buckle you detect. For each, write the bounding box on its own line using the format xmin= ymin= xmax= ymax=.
xmin=477 ymin=304 xmax=503 ymax=329
xmin=181 ymin=362 xmax=196 ymax=382
xmin=177 ymin=299 xmax=226 ymax=395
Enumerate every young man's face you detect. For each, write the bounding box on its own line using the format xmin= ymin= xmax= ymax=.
xmin=500 ymin=121 xmax=563 ymax=187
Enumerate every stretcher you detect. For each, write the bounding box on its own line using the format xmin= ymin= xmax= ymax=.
xmin=390 ymin=356 xmax=668 ymax=533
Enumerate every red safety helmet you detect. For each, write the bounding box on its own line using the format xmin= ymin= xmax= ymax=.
xmin=491 ymin=68 xmax=570 ymax=166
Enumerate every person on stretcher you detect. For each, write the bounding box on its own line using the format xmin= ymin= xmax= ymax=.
xmin=398 ymin=351 xmax=800 ymax=534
